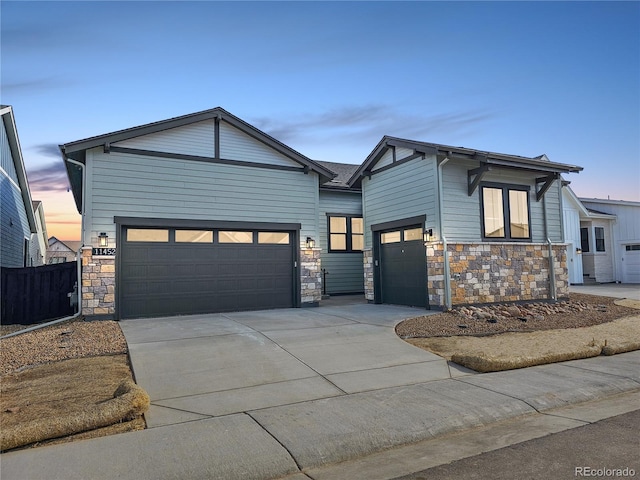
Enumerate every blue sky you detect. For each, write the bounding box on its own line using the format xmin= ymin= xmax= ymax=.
xmin=2 ymin=1 xmax=639 ymax=238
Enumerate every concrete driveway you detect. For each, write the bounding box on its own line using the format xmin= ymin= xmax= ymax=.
xmin=120 ymin=300 xmax=459 ymax=428
xmin=570 ymin=283 xmax=640 ymax=300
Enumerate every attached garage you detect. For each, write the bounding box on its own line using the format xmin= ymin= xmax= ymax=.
xmin=372 ymin=216 xmax=428 ymax=309
xmin=622 ymin=244 xmax=640 ymax=284
xmin=116 ymin=218 xmax=299 ymax=319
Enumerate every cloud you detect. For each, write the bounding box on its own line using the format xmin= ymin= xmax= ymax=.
xmin=32 ymin=143 xmax=63 ymax=159
xmin=1 ymin=77 xmax=75 ymax=94
xmin=251 ymin=105 xmax=494 ymax=148
xmin=26 ymin=162 xmax=70 ymax=193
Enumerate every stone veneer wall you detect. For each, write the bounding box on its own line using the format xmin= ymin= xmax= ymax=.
xmin=363 ymin=248 xmax=374 ymax=301
xmin=81 ymin=248 xmax=115 ymax=318
xmin=428 ymin=242 xmax=568 ymax=308
xmin=300 ymin=247 xmax=322 ymax=305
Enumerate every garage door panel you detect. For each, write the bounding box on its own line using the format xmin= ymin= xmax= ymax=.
xmin=120 ymin=226 xmax=296 ymax=318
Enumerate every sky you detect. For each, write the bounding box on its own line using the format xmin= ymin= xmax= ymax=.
xmin=2 ymin=1 xmax=639 ymax=241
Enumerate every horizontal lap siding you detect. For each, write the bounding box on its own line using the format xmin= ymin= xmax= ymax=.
xmin=319 ymin=190 xmax=364 ymax=293
xmin=219 ymin=122 xmax=299 ymax=167
xmin=87 ymin=149 xmax=318 ymax=246
xmin=442 ymin=161 xmax=562 ymax=243
xmin=363 ymin=157 xmax=437 ymax=247
xmin=113 ymin=120 xmax=215 ymax=157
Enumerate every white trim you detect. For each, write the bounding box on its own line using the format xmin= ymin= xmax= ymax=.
xmin=0 ymin=165 xmax=21 ymax=190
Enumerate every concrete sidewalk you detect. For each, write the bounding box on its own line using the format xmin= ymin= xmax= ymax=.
xmin=570 ymin=283 xmax=640 ymax=300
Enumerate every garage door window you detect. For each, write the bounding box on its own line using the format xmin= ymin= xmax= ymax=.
xmin=381 ymin=231 xmax=401 ymax=244
xmin=176 ymin=230 xmax=213 ymax=243
xmin=258 ymin=232 xmax=290 ymax=244
xmin=127 ymin=229 xmax=169 ymax=242
xmin=626 ymin=245 xmax=640 ymax=251
xmin=404 ymin=228 xmax=423 ymax=241
xmin=219 ymin=231 xmax=253 ymax=243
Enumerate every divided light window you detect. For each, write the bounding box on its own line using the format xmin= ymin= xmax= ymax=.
xmin=595 ymin=227 xmax=605 ymax=252
xmin=328 ymin=215 xmax=363 ymax=253
xmin=481 ymin=184 xmax=531 ymax=240
xmin=580 ymin=227 xmax=590 ymax=253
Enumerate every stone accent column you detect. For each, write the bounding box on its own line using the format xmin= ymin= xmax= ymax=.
xmin=426 ymin=242 xmax=445 ymax=308
xmin=363 ymin=248 xmax=374 ymax=302
xmin=300 ymin=247 xmax=322 ymax=306
xmin=81 ymin=247 xmax=115 ymax=318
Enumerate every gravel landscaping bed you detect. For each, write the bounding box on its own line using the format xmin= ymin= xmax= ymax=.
xmin=0 ymin=318 xmax=127 ymax=376
xmin=396 ymin=293 xmax=638 ymax=338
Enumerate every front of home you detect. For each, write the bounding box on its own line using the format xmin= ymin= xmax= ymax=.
xmin=61 ymin=108 xmax=365 ymax=320
xmin=62 ymin=108 xmax=584 ymax=320
xmin=348 ymin=137 xmax=583 ymax=309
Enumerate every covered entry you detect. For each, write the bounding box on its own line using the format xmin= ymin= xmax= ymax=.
xmin=117 ymin=218 xmax=299 ymax=319
xmin=373 ymin=215 xmax=428 ymax=308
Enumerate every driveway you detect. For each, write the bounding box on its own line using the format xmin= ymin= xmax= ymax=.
xmin=570 ymin=283 xmax=640 ymax=300
xmin=120 ymin=299 xmax=461 ymax=428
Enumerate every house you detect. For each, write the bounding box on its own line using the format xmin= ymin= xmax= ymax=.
xmin=47 ymin=236 xmax=82 ymax=264
xmin=31 ymin=201 xmax=48 ymax=266
xmin=60 ymin=107 xmax=363 ymax=320
xmin=347 ymin=137 xmax=583 ymax=309
xmin=1 ymin=105 xmax=43 ymax=267
xmin=562 ymin=193 xmax=640 ymax=284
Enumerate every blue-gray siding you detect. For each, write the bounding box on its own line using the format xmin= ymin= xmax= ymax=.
xmin=362 ymin=156 xmax=438 ymax=247
xmin=441 ymin=160 xmax=563 ymax=243
xmin=319 ymin=190 xmax=364 ymax=294
xmin=1 ymin=122 xmax=31 ymax=267
xmin=85 ymin=147 xmax=319 ymax=246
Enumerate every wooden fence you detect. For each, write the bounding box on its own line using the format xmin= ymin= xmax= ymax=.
xmin=1 ymin=262 xmax=77 ymax=325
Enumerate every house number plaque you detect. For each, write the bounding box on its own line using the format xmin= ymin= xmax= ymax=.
xmin=92 ymin=248 xmax=116 ymax=256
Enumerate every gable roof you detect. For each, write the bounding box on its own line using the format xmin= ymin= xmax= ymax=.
xmin=60 ymin=107 xmax=337 ymax=212
xmin=348 ymin=136 xmax=583 ymax=187
xmin=48 ymin=236 xmax=82 ymax=252
xmin=315 ymin=160 xmax=360 ymax=189
xmin=1 ymin=105 xmax=37 ymax=233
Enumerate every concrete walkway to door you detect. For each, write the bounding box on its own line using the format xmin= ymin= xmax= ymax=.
xmin=119 ymin=298 xmax=462 ymax=428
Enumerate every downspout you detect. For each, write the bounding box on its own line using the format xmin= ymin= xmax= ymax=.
xmin=437 ymin=157 xmax=452 ymax=310
xmin=1 ymin=159 xmax=86 ymax=339
xmin=542 ymin=193 xmax=557 ymax=301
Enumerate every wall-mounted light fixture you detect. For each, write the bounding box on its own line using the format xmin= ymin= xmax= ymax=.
xmin=576 ymin=247 xmax=582 ymax=254
xmin=306 ymin=236 xmax=316 ymax=249
xmin=98 ymin=232 xmax=109 ymax=247
xmin=423 ymin=228 xmax=434 ymax=242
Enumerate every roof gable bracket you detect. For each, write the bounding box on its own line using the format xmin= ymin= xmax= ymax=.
xmin=536 ymin=173 xmax=560 ymax=201
xmin=468 ymin=163 xmax=491 ymax=196
xmin=103 ymin=142 xmax=111 ymax=153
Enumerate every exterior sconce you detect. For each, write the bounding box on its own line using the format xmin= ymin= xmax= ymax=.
xmin=576 ymin=248 xmax=582 ymax=254
xmin=423 ymin=228 xmax=434 ymax=242
xmin=98 ymin=232 xmax=109 ymax=247
xmin=306 ymin=237 xmax=316 ymax=249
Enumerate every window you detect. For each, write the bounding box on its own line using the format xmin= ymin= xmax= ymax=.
xmin=626 ymin=244 xmax=640 ymax=251
xmin=328 ymin=215 xmax=363 ymax=252
xmin=219 ymin=231 xmax=253 ymax=243
xmin=595 ymin=227 xmax=605 ymax=252
xmin=481 ymin=185 xmax=531 ymax=240
xmin=580 ymin=227 xmax=590 ymax=253
xmin=258 ymin=232 xmax=290 ymax=244
xmin=176 ymin=230 xmax=213 ymax=243
xmin=127 ymin=229 xmax=169 ymax=242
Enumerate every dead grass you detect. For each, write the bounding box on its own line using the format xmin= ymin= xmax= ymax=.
xmin=407 ymin=314 xmax=640 ymax=372
xmin=0 ymin=355 xmax=148 ymax=452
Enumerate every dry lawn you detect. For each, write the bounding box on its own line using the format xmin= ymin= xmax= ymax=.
xmin=0 ymin=320 xmax=149 ymax=452
xmin=401 ymin=294 xmax=640 ymax=373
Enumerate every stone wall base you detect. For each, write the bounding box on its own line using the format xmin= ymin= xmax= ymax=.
xmin=81 ymin=248 xmax=116 ymax=319
xmin=300 ymin=247 xmax=322 ymax=305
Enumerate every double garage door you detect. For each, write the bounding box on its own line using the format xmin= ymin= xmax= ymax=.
xmin=120 ymin=226 xmax=296 ymax=319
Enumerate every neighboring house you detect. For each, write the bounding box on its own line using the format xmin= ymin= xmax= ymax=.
xmin=347 ymin=137 xmax=583 ymax=309
xmin=578 ymin=198 xmax=640 ymax=284
xmin=31 ymin=201 xmax=48 ymax=266
xmin=47 ymin=236 xmax=81 ymax=264
xmin=1 ymin=105 xmax=41 ymax=267
xmin=60 ymin=107 xmax=362 ymax=320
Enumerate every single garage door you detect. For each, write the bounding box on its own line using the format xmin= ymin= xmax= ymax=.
xmin=377 ymin=225 xmax=428 ymax=308
xmin=120 ymin=227 xmax=295 ymax=319
xmin=622 ymin=244 xmax=640 ymax=283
